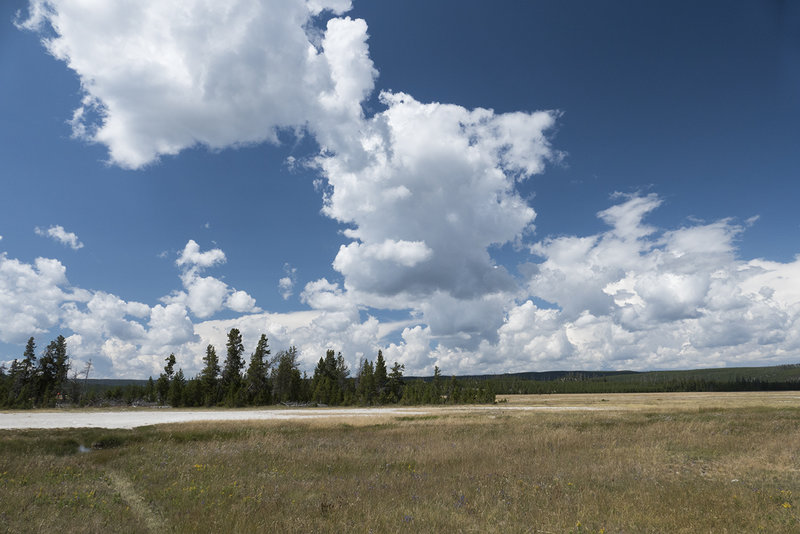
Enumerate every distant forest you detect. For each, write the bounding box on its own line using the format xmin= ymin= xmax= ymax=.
xmin=2 ymin=330 xmax=799 ymax=409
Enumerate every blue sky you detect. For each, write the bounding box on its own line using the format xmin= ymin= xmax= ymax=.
xmin=1 ymin=0 xmax=799 ymax=378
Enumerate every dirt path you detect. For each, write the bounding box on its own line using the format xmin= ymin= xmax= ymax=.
xmin=106 ymin=470 xmax=164 ymax=532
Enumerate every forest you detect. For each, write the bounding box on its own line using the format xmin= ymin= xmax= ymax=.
xmin=0 ymin=328 xmax=495 ymax=408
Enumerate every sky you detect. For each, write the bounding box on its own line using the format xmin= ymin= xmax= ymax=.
xmin=1 ymin=0 xmax=799 ymax=379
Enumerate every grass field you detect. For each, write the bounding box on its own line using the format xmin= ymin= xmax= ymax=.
xmin=1 ymin=393 xmax=799 ymax=533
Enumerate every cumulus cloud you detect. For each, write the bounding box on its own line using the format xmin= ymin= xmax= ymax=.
xmin=317 ymin=92 xmax=559 ymax=308
xmin=17 ymin=0 xmax=373 ymax=169
xmin=169 ymin=240 xmax=259 ymax=318
xmin=34 ymin=225 xmax=84 ymax=250
xmin=0 ymin=254 xmax=86 ymax=343
xmin=226 ymin=290 xmax=258 ymax=313
xmin=176 ymin=240 xmax=225 ymax=269
xmin=426 ymin=194 xmax=800 ymax=372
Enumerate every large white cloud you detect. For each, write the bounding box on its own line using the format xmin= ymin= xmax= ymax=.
xmin=314 ymin=92 xmax=560 ymax=317
xmin=18 ymin=0 xmax=372 ymax=169
xmin=0 ymin=254 xmax=88 ymax=344
xmin=400 ymin=194 xmax=800 ymax=373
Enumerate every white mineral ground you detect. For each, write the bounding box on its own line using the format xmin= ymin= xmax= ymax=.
xmin=0 ymin=405 xmax=607 ymax=430
xmin=7 ymin=392 xmax=793 ymax=429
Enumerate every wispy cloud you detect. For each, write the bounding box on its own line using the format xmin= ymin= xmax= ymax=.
xmin=279 ymin=263 xmax=298 ymax=300
xmin=34 ymin=225 xmax=84 ymax=250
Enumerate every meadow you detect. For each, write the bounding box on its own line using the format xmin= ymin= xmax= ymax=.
xmin=1 ymin=392 xmax=799 ymax=533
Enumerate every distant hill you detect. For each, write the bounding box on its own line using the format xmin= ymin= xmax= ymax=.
xmin=470 ymin=363 xmax=800 ymax=394
xmin=446 ymin=370 xmax=638 ymax=381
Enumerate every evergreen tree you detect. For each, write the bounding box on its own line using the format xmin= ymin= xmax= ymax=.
xmin=145 ymin=377 xmax=156 ymax=403
xmin=289 ymin=367 xmax=303 ymax=403
xmin=311 ymin=357 xmax=330 ymax=404
xmin=10 ymin=338 xmax=39 ymax=407
xmin=357 ymin=358 xmax=375 ymax=405
xmin=312 ymin=349 xmax=341 ymax=404
xmin=245 ymin=334 xmax=272 ymax=405
xmin=37 ymin=335 xmax=70 ymax=406
xmin=221 ymin=328 xmax=245 ymax=405
xmin=335 ymin=352 xmax=350 ymax=390
xmin=156 ymin=354 xmax=176 ymax=404
xmin=273 ymin=346 xmax=300 ymax=403
xmin=168 ymin=368 xmax=186 ymax=407
xmin=386 ymin=362 xmax=405 ymax=403
xmin=182 ymin=378 xmax=203 ymax=407
xmin=7 ymin=359 xmax=24 ymax=406
xmin=432 ymin=365 xmax=443 ymax=403
xmin=21 ymin=337 xmax=37 ymax=381
xmin=374 ymin=350 xmax=388 ymax=402
xmin=447 ymin=375 xmax=461 ymax=404
xmin=199 ymin=344 xmax=220 ymax=405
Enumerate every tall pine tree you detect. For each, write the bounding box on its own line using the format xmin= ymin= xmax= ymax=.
xmin=245 ymin=334 xmax=271 ymax=405
xmin=221 ymin=328 xmax=245 ymax=405
xmin=374 ymin=350 xmax=388 ymax=402
xmin=199 ymin=344 xmax=220 ymax=406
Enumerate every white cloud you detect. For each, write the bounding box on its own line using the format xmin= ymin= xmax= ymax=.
xmin=18 ymin=0 xmax=374 ymax=169
xmin=34 ymin=225 xmax=84 ymax=250
xmin=226 ymin=290 xmax=258 ymax=313
xmin=180 ymin=275 xmax=229 ymax=319
xmin=176 ymin=239 xmax=225 ymax=269
xmin=317 ymin=92 xmax=559 ymax=309
xmin=171 ymin=240 xmax=259 ymax=318
xmin=278 ymin=277 xmax=294 ymax=300
xmin=279 ymin=263 xmax=298 ymax=300
xmin=0 ymin=254 xmax=82 ymax=343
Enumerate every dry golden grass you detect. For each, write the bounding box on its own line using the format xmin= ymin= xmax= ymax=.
xmin=1 ymin=393 xmax=799 ymax=533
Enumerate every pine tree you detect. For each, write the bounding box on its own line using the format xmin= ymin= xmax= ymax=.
xmin=168 ymin=368 xmax=186 ymax=407
xmin=246 ymin=334 xmax=271 ymax=405
xmin=221 ymin=328 xmax=245 ymax=405
xmin=273 ymin=346 xmax=300 ymax=403
xmin=200 ymin=344 xmax=220 ymax=405
xmin=157 ymin=354 xmax=176 ymax=405
xmin=311 ymin=357 xmax=329 ymax=404
xmin=357 ymin=359 xmax=375 ymax=405
xmin=37 ymin=335 xmax=70 ymax=406
xmin=145 ymin=376 xmax=156 ymax=403
xmin=22 ymin=337 xmax=36 ymax=380
xmin=432 ymin=365 xmax=443 ymax=403
xmin=386 ymin=362 xmax=405 ymax=403
xmin=374 ymin=350 xmax=388 ymax=402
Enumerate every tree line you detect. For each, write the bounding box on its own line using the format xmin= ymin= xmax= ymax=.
xmin=1 ymin=336 xmax=71 ymax=408
xmin=149 ymin=328 xmax=494 ymax=407
xmin=0 ymin=329 xmax=496 ymax=408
